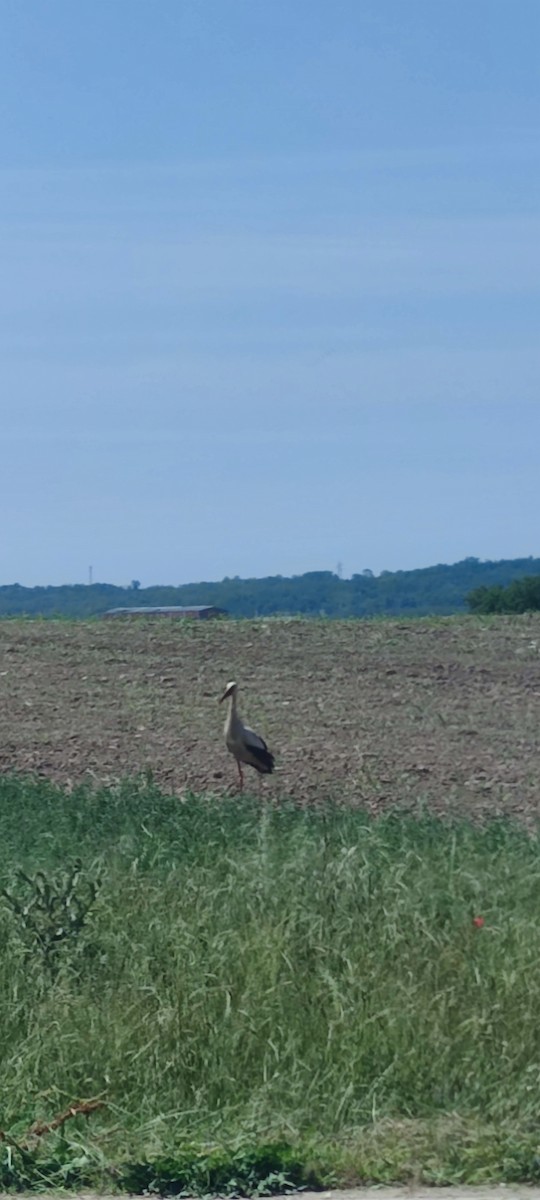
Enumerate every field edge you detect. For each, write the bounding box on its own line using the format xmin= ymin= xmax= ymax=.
xmin=3 ymin=1116 xmax=540 ymax=1194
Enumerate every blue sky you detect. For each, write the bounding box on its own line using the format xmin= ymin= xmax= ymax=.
xmin=1 ymin=0 xmax=538 ymax=585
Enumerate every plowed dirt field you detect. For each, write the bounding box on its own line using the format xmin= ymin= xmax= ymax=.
xmin=0 ymin=615 xmax=539 ymax=819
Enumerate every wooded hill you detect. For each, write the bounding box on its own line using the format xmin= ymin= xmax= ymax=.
xmin=1 ymin=557 xmax=539 ymax=618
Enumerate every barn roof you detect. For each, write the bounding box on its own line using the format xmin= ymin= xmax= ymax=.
xmin=103 ymin=605 xmax=223 ymax=615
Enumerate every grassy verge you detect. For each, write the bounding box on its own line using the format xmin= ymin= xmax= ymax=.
xmin=1 ymin=775 xmax=540 ymax=1190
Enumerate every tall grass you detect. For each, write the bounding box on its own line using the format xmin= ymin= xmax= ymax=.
xmin=1 ymin=775 xmax=540 ymax=1186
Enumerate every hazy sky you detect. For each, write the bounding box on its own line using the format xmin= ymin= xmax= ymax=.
xmin=2 ymin=0 xmax=539 ymax=586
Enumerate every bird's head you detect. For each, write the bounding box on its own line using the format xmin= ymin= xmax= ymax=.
xmin=219 ymin=680 xmax=238 ymax=703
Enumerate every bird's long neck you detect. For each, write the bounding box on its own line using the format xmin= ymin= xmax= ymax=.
xmin=226 ymin=691 xmax=239 ymax=730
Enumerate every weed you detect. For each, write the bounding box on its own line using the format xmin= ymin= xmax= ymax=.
xmin=2 ymin=859 xmax=102 ymax=972
xmin=1 ymin=778 xmax=540 ymax=1187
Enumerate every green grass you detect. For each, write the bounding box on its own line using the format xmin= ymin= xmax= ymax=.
xmin=1 ymin=775 xmax=540 ymax=1190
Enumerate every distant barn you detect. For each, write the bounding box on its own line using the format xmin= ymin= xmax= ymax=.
xmin=102 ymin=605 xmax=226 ymax=620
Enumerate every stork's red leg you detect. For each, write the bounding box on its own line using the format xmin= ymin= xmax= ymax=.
xmin=236 ymin=760 xmax=244 ymax=790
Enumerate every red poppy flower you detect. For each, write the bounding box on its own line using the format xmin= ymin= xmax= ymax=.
xmin=472 ymin=916 xmax=485 ymax=928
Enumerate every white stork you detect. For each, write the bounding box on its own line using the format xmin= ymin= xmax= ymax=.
xmin=219 ymin=680 xmax=275 ymax=789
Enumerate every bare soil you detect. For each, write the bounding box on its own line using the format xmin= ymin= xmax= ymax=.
xmin=0 ymin=615 xmax=539 ymax=819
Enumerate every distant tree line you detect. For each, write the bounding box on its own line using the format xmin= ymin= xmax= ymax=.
xmin=0 ymin=557 xmax=539 ymax=619
xmin=466 ymin=575 xmax=540 ymax=614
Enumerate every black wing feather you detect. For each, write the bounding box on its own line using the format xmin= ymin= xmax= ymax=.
xmin=248 ymin=742 xmax=275 ymax=774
